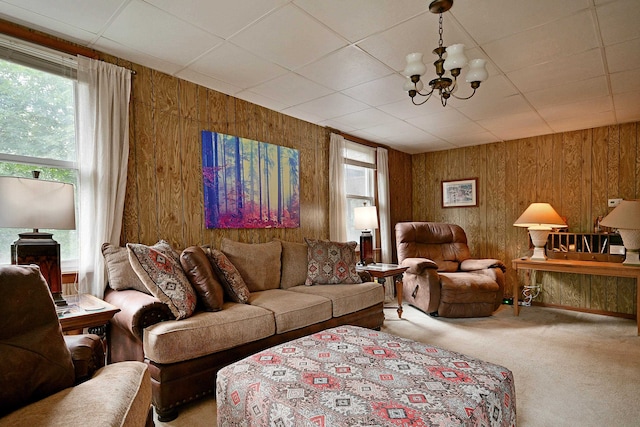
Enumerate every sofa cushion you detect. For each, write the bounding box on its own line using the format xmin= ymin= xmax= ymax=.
xmin=304 ymin=238 xmax=362 ymax=286
xmin=180 ymin=246 xmax=225 ymax=312
xmin=248 ymin=289 xmax=332 ymax=334
xmin=102 ymin=243 xmax=150 ymax=294
xmin=143 ymin=302 xmax=275 ymax=364
xmin=206 ymin=248 xmax=250 ymax=303
xmin=127 ymin=241 xmax=197 ymax=320
xmin=0 ymin=265 xmax=75 ymax=416
xmin=278 ymin=240 xmax=309 ymax=289
xmin=221 ymin=238 xmax=282 ymax=292
xmin=287 ymin=282 xmax=383 ymax=317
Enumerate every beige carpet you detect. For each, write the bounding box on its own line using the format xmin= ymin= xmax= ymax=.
xmin=156 ymin=304 xmax=640 ymax=426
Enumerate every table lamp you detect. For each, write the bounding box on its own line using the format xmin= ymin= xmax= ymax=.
xmin=354 ymin=205 xmax=378 ymax=266
xmin=0 ymin=173 xmax=76 ymax=305
xmin=599 ymin=200 xmax=640 ymax=265
xmin=514 ymin=202 xmax=567 ymax=261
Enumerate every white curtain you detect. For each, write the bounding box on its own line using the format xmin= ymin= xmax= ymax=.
xmin=75 ymin=56 xmax=131 ymax=297
xmin=329 ymin=133 xmax=348 ymax=242
xmin=377 ymin=148 xmax=392 ymax=263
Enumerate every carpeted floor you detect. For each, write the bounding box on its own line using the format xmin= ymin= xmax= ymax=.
xmin=156 ymin=304 xmax=640 ymax=426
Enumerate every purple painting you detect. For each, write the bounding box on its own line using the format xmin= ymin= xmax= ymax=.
xmin=202 ymin=131 xmax=300 ymax=229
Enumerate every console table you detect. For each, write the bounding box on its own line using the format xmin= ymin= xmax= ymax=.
xmin=512 ymin=258 xmax=640 ymax=335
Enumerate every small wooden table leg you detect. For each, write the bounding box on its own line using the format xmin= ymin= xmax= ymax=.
xmin=395 ymin=275 xmax=403 ymax=319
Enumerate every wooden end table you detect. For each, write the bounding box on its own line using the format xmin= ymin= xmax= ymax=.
xmin=357 ymin=263 xmax=408 ymax=318
xmin=58 ymin=293 xmax=120 ymax=333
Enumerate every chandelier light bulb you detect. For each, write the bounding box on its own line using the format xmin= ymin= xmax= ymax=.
xmin=443 ymin=44 xmax=468 ymax=71
xmin=466 ymin=58 xmax=489 ymax=83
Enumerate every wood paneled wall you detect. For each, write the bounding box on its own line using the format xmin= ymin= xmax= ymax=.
xmin=412 ymin=123 xmax=639 ymax=315
xmin=101 ymin=57 xmax=412 ymax=258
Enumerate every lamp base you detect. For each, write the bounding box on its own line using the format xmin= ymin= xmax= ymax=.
xmin=11 ymin=232 xmax=67 ymax=306
xmin=359 ymin=231 xmax=375 ymax=266
xmin=530 ymin=246 xmax=548 ymax=261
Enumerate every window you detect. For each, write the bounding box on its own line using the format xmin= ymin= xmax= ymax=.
xmin=0 ymin=36 xmax=78 ymax=268
xmin=343 ymin=141 xmax=376 ymax=245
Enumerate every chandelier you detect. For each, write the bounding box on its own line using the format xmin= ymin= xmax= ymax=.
xmin=403 ymin=0 xmax=488 ymax=107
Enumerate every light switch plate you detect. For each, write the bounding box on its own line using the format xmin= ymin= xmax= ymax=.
xmin=608 ymin=198 xmax=622 ymax=207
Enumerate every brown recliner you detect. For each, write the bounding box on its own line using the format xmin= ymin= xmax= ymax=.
xmin=0 ymin=264 xmax=153 ymax=426
xmin=395 ymin=222 xmax=506 ymax=317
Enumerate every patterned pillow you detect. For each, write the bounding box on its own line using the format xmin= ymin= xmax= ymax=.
xmin=205 ymin=248 xmax=250 ymax=303
xmin=304 ymin=238 xmax=362 ymax=286
xmin=127 ymin=241 xmax=197 ymax=320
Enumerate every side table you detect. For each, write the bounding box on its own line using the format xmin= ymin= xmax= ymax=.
xmin=357 ymin=263 xmax=408 ymax=318
xmin=58 ymin=293 xmax=120 ymax=333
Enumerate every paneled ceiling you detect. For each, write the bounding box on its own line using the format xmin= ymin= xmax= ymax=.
xmin=1 ymin=0 xmax=639 ymax=154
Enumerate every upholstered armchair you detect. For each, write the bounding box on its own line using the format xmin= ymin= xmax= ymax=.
xmin=395 ymin=222 xmax=506 ymax=317
xmin=0 ymin=264 xmax=153 ymax=426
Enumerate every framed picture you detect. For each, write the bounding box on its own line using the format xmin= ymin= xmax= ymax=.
xmin=442 ymin=178 xmax=478 ymax=208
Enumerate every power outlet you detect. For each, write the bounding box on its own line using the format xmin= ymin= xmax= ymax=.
xmin=608 ymin=198 xmax=622 ymax=208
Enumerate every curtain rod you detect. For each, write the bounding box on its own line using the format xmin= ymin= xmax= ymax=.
xmin=0 ymin=19 xmax=136 ymax=75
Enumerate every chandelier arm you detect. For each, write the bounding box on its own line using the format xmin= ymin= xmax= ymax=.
xmin=411 ymin=89 xmax=436 ymax=106
xmin=449 ymin=88 xmax=478 ymax=100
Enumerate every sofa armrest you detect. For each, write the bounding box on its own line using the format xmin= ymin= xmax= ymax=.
xmin=459 ymin=258 xmax=506 ymax=273
xmin=104 ymin=287 xmax=175 ymax=341
xmin=0 ymin=361 xmax=152 ymax=427
xmin=400 ymin=257 xmax=439 ymax=275
xmin=64 ymin=334 xmax=105 ymax=384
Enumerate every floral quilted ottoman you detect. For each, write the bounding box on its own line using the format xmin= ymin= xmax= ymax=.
xmin=216 ymin=325 xmax=516 ymax=426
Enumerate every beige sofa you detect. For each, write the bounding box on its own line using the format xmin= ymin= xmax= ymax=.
xmin=104 ymin=238 xmax=384 ymax=421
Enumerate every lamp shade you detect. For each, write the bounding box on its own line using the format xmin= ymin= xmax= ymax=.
xmin=354 ymin=206 xmax=378 ymax=230
xmin=513 ymin=203 xmax=567 ymax=230
xmin=0 ymin=176 xmax=76 ymax=230
xmin=599 ymin=200 xmax=640 ymax=230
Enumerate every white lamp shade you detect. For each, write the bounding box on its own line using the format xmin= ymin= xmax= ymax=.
xmin=403 ymin=52 xmax=427 ymax=77
xmin=466 ymin=58 xmax=489 ymax=83
xmin=354 ymin=206 xmax=378 ymax=230
xmin=599 ymin=200 xmax=640 ymax=230
xmin=0 ymin=176 xmax=76 ymax=230
xmin=443 ymin=44 xmax=468 ymax=70
xmin=513 ymin=203 xmax=567 ymax=230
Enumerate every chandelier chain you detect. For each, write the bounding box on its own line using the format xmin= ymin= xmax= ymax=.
xmin=438 ymin=13 xmax=443 ymax=48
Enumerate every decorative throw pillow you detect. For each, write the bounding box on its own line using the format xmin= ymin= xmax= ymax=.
xmin=277 ymin=239 xmax=310 ymax=289
xmin=127 ymin=241 xmax=197 ymax=320
xmin=205 ymin=248 xmax=250 ymax=303
xmin=102 ymin=243 xmax=150 ymax=294
xmin=180 ymin=246 xmax=225 ymax=312
xmin=304 ymin=238 xmax=362 ymax=286
xmin=220 ymin=238 xmax=282 ymax=292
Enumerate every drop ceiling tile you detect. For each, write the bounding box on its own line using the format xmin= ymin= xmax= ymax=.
xmin=508 ymin=48 xmax=605 ymax=93
xmin=447 ymin=132 xmax=499 ymax=148
xmin=483 ymin=11 xmax=599 ymax=73
xmin=547 ymin=111 xmax=617 ymax=133
xmin=363 ymin=119 xmax=425 ymax=140
xmin=284 ymin=92 xmax=368 ymax=121
xmin=596 ymin=0 xmax=640 ymax=45
xmin=103 ymin=0 xmax=223 ymax=66
xmin=294 ymin=0 xmax=429 ymax=42
xmin=188 ymin=43 xmax=288 ymax=89
xmin=525 ymin=76 xmax=610 ymax=109
xmin=146 ymin=0 xmax=289 ymax=39
xmin=248 ymin=73 xmax=333 ymax=108
xmin=342 ymin=74 xmax=408 ymax=107
xmin=280 ymin=107 xmax=326 ymax=125
xmin=452 ymin=0 xmax=591 ymax=44
xmin=94 ymin=37 xmax=185 ymax=76
xmin=230 ymin=4 xmax=347 ymax=70
xmin=176 ymin=68 xmax=242 ymax=95
xmin=297 ymin=46 xmax=392 ymax=91
xmin=330 ymin=108 xmax=396 ymax=130
xmin=537 ymin=96 xmax=614 ymax=122
xmin=613 ymin=90 xmax=640 ymax=115
xmin=235 ymin=91 xmax=288 ymax=112
xmin=610 ymin=68 xmax=640 ymax=94
xmin=456 ymin=94 xmax=533 ymax=122
xmin=406 ymin=108 xmax=472 ymax=132
xmin=606 ymin=39 xmax=640 ymax=73
xmin=427 ymin=121 xmax=488 ymax=139
xmin=377 ymin=96 xmax=445 ymax=120
xmin=358 ymin=11 xmax=475 ymax=73
xmin=478 ymin=110 xmax=551 ymax=134
xmin=1 ymin=0 xmax=126 ymax=33
xmin=318 ymin=119 xmax=357 ymax=133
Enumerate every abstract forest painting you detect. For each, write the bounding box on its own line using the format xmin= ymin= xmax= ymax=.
xmin=202 ymin=131 xmax=300 ymax=229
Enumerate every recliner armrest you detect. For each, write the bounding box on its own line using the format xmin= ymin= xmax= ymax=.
xmin=459 ymin=258 xmax=506 ymax=273
xmin=400 ymin=257 xmax=439 ymax=275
